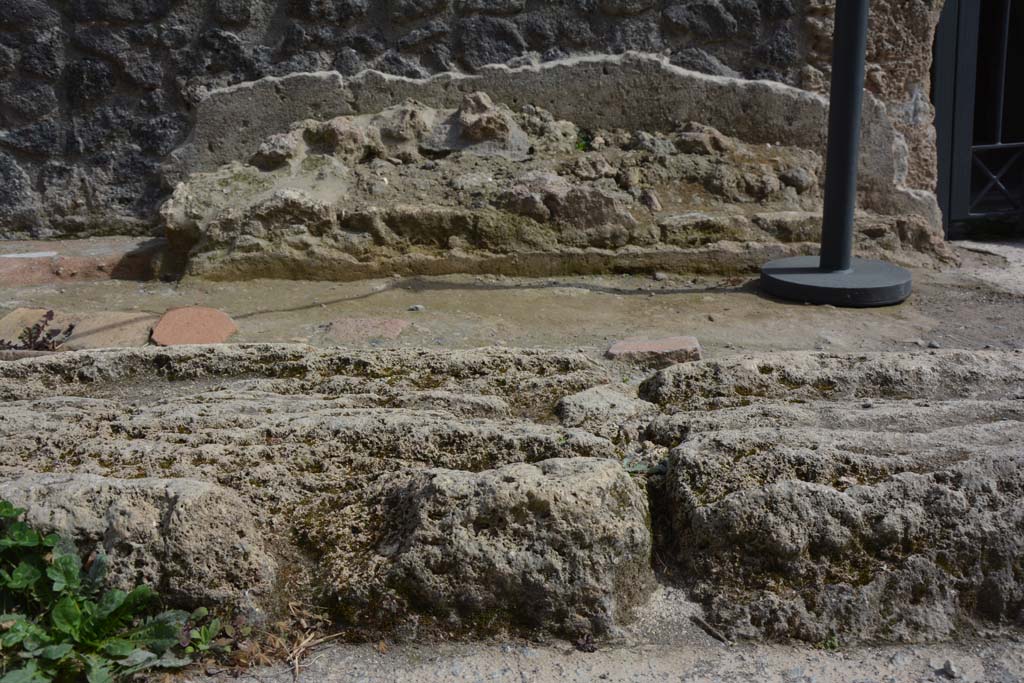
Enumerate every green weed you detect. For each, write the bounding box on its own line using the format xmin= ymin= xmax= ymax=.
xmin=0 ymin=499 xmax=209 ymax=682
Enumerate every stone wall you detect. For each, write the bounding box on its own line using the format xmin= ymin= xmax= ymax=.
xmin=0 ymin=0 xmax=944 ymax=241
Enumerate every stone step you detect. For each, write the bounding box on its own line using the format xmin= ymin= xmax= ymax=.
xmin=145 ymin=387 xmax=513 ymax=419
xmin=5 ymin=346 xmax=1024 ymax=646
xmin=666 ymin=421 xmax=1024 ymax=507
xmin=0 ymin=344 xmax=606 ymax=416
xmin=0 ymin=398 xmax=618 ymax=482
xmin=641 ymin=350 xmax=1024 ymax=411
xmin=647 ymin=399 xmax=1024 ymax=446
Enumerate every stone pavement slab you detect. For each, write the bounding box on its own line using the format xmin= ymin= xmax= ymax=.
xmin=0 ymin=244 xmax=1020 ymax=356
xmin=184 ymin=638 xmax=1019 ymax=683
xmin=0 ymin=307 xmax=157 ymax=350
xmin=0 ymin=237 xmax=164 ymax=286
xmin=322 ymin=317 xmax=411 ymax=343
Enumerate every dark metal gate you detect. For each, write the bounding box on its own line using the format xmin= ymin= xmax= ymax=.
xmin=935 ymin=0 xmax=1024 ymax=236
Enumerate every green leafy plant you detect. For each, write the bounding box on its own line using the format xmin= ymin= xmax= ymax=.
xmin=575 ymin=130 xmax=594 ymax=152
xmin=183 ymin=608 xmax=226 ymax=656
xmin=816 ymin=633 xmax=841 ymax=651
xmin=0 ymin=499 xmax=201 ymax=682
xmin=0 ymin=312 xmax=74 ymax=352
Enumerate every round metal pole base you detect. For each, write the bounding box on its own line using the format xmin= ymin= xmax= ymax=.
xmin=760 ymin=255 xmax=912 ymax=308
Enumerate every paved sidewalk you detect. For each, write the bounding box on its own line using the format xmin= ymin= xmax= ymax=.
xmin=2 ymin=242 xmax=1023 ymax=358
xmin=186 ymin=638 xmax=1023 ymax=683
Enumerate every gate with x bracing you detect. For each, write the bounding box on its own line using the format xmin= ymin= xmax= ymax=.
xmin=935 ymin=0 xmax=1024 ymax=236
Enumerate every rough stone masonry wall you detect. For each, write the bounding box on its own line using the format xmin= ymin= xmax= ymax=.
xmin=0 ymin=0 xmax=944 ymax=240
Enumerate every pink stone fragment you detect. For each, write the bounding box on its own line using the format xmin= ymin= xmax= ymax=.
xmin=606 ymin=336 xmax=702 ymax=367
xmin=151 ymin=307 xmax=238 ymax=346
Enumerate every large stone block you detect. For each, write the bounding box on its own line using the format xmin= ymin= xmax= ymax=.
xmin=652 ymin=350 xmax=1024 ymax=642
xmin=0 ymin=474 xmax=277 ymax=610
xmin=0 ymin=345 xmax=619 ymax=636
xmin=161 ymin=74 xmax=949 ymax=281
xmin=305 ymin=458 xmax=655 ymax=636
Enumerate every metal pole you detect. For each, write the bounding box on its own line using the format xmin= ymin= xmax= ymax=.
xmin=819 ymin=0 xmax=870 ymax=272
xmin=758 ymin=0 xmax=912 ymax=307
